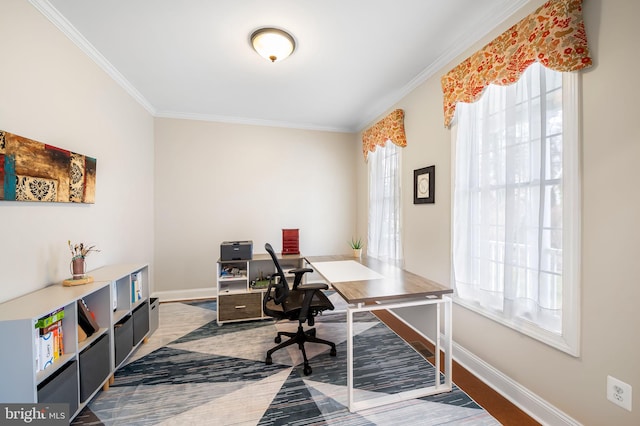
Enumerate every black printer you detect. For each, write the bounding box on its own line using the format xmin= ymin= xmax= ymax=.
xmin=220 ymin=240 xmax=253 ymax=261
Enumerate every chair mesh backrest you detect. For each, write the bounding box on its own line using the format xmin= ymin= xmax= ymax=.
xmin=265 ymin=243 xmax=289 ymax=305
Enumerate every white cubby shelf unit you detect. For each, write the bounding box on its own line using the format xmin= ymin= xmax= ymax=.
xmin=0 ymin=263 xmax=152 ymax=420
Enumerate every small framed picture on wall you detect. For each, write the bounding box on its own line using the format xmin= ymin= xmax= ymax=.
xmin=414 ymin=165 xmax=435 ymax=204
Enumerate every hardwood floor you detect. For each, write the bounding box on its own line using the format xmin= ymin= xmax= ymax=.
xmin=374 ymin=310 xmax=540 ymax=426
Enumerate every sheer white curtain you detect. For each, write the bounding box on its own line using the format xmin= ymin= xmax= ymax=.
xmin=368 ymin=142 xmax=403 ymax=263
xmin=453 ymin=63 xmax=579 ymax=340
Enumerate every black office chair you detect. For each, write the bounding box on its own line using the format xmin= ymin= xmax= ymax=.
xmin=263 ymin=243 xmax=336 ymax=375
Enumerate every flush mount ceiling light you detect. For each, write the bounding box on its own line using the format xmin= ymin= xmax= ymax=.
xmin=250 ymin=27 xmax=296 ymax=63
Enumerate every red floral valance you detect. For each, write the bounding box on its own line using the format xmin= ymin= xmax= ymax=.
xmin=362 ymin=109 xmax=407 ymax=160
xmin=441 ymin=0 xmax=592 ymax=127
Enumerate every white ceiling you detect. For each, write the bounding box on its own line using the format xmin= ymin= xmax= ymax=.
xmin=32 ymin=0 xmax=528 ymax=132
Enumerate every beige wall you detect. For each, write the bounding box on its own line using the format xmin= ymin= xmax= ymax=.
xmin=356 ymin=0 xmax=640 ymax=424
xmin=0 ymin=0 xmax=155 ymax=303
xmin=153 ymin=118 xmax=357 ymax=298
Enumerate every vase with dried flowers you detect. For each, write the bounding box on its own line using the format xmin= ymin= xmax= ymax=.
xmin=68 ymin=240 xmax=100 ymax=280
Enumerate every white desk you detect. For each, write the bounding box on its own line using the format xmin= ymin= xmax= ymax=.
xmin=306 ymin=255 xmax=453 ymax=413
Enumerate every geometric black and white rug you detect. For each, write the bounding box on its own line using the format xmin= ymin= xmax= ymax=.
xmin=72 ymin=294 xmax=499 ymax=425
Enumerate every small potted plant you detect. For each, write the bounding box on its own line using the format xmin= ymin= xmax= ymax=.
xmin=349 ymin=237 xmax=363 ymax=258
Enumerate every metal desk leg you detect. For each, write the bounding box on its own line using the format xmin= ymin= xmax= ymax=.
xmin=347 ymin=304 xmax=354 ymax=411
xmin=435 ymin=301 xmax=441 ymax=383
xmin=444 ymin=296 xmax=452 ymax=388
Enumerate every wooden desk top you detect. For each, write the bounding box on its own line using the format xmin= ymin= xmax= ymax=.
xmin=305 ymin=255 xmax=452 ymax=305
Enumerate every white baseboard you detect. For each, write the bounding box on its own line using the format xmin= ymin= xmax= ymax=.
xmin=453 ymin=342 xmax=582 ymax=426
xmin=152 ymin=288 xmax=217 ymax=302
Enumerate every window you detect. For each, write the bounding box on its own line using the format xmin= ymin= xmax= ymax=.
xmin=452 ymin=63 xmax=580 ymax=355
xmin=368 ymin=142 xmax=403 ymax=263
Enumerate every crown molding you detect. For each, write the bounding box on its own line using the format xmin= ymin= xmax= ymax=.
xmin=29 ymin=0 xmax=157 ymax=115
xmin=355 ymin=0 xmax=530 ymax=132
xmin=154 ymin=110 xmax=354 ymax=134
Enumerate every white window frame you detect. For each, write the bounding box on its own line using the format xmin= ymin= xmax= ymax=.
xmin=450 ymin=69 xmax=581 ymax=356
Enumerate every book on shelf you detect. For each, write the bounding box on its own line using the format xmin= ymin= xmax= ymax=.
xmin=34 ymin=308 xmax=65 ymax=372
xmin=77 ymin=299 xmax=100 ymax=337
xmin=131 ymin=272 xmax=143 ymax=302
xmin=112 ymin=281 xmax=118 ymax=311
xmin=39 ymin=330 xmax=54 ymax=371
xmin=35 ymin=334 xmax=40 ymax=372
xmin=40 ymin=321 xmax=63 ymax=361
xmin=34 ymin=308 xmax=64 ymax=329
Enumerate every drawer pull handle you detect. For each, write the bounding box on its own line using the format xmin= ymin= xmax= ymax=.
xmin=235 ymin=305 xmax=246 ymax=309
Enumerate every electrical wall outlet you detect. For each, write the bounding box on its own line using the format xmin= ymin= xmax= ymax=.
xmin=607 ymin=375 xmax=632 ymax=412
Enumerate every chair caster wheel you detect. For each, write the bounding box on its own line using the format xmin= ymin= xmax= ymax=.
xmin=330 ymin=348 xmax=337 ymax=357
xmin=303 ymin=365 xmax=312 ymax=375
xmin=275 ymin=336 xmax=281 ymax=343
xmin=266 ymin=356 xmax=272 ymax=365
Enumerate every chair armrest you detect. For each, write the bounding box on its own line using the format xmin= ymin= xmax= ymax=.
xmin=297 ymin=283 xmax=329 ymax=291
xmin=289 ymin=267 xmax=314 ymax=289
xmin=289 ymin=267 xmax=313 ymax=275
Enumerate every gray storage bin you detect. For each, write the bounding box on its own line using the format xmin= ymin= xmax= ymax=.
xmin=133 ymin=301 xmax=149 ymax=345
xmin=37 ymin=360 xmax=79 ymax=417
xmin=79 ymin=333 xmax=110 ymax=402
xmin=114 ymin=315 xmax=133 ymax=367
xmin=149 ymin=297 xmax=159 ymax=335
